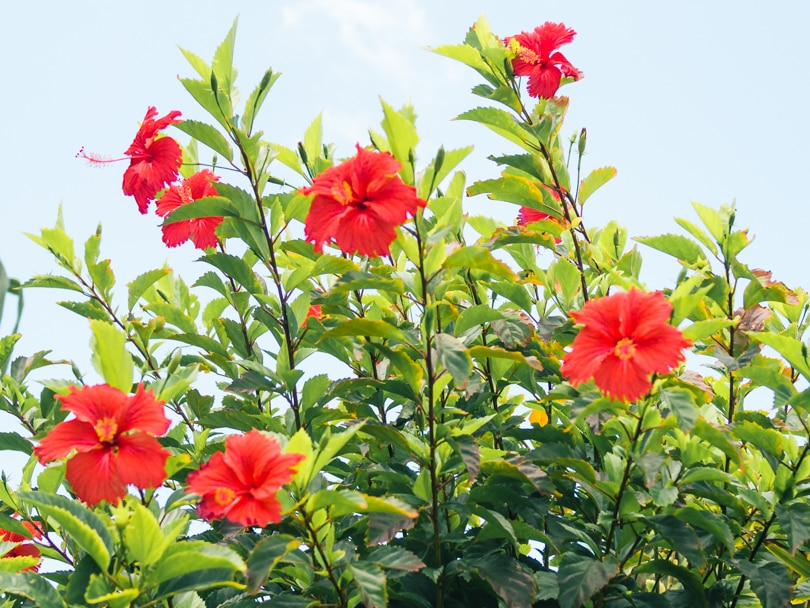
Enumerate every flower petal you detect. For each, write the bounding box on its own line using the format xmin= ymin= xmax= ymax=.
xmin=66 ymin=448 xmax=127 ymax=506
xmin=114 ymin=433 xmax=170 ymax=491
xmin=34 ymin=419 xmax=99 ymax=464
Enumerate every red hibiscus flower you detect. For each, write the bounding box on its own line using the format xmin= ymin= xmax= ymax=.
xmin=302 ymin=304 xmax=323 ymax=326
xmin=518 ymin=184 xmax=564 ymax=243
xmin=34 ymin=384 xmax=171 ymax=507
xmin=122 ymin=107 xmax=183 ymax=214
xmin=186 ymin=430 xmax=305 ymax=528
xmin=156 ymin=169 xmax=223 ymax=250
xmin=300 ymin=145 xmax=427 ymax=257
xmin=561 ymin=290 xmax=691 ymax=402
xmin=505 ymin=22 xmax=583 ymax=99
xmin=0 ymin=519 xmax=42 ymax=572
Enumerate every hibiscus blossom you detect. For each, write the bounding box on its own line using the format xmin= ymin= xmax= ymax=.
xmin=300 ymin=145 xmax=427 ymax=257
xmin=518 ymin=184 xmax=565 ymax=243
xmin=186 ymin=430 xmax=305 ymax=527
xmin=561 ymin=290 xmax=691 ymax=402
xmin=156 ymin=169 xmax=223 ymax=250
xmin=122 ymin=107 xmax=183 ymax=214
xmin=34 ymin=384 xmax=171 ymax=506
xmin=505 ymin=22 xmax=583 ymax=99
xmin=0 ymin=519 xmax=42 ymax=572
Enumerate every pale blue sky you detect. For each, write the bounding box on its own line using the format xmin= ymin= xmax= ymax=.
xmin=2 ymin=1 xmax=809 ymax=368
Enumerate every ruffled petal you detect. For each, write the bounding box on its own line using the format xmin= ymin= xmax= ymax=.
xmin=116 ymin=385 xmax=170 ymax=435
xmin=34 ymin=420 xmax=100 ymax=464
xmin=114 ymin=433 xmax=170 ymax=491
xmin=66 ymin=448 xmax=127 ymax=506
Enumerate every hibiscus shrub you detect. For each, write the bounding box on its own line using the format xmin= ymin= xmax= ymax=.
xmin=1 ymin=15 xmax=809 ymax=608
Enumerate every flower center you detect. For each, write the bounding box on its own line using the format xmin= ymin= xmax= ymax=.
xmin=94 ymin=417 xmax=118 ymax=443
xmin=613 ymin=337 xmax=636 ymax=360
xmin=214 ymin=487 xmax=237 ymax=506
xmin=331 ymin=181 xmax=355 ymax=206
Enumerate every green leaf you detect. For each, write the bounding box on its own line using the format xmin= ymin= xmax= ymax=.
xmin=0 ymin=432 xmax=33 ymax=455
xmin=89 ymin=319 xmax=134 ymax=392
xmin=472 ymin=554 xmax=537 ymax=608
xmin=636 ymin=560 xmax=707 ymax=607
xmin=148 ymin=541 xmax=244 ymax=588
xmin=681 ymin=318 xmax=736 ymax=341
xmin=320 ymin=319 xmax=406 ymax=343
xmin=775 ymin=502 xmax=810 ymax=554
xmin=22 ymin=274 xmax=84 ymax=293
xmin=0 ymin=572 xmax=67 ymax=608
xmin=242 ymin=69 xmax=281 ymax=134
xmin=443 ymin=246 xmax=515 ymax=279
xmin=380 ymin=99 xmax=419 ymax=184
xmin=173 ymin=120 xmax=233 ymax=161
xmin=765 ymin=543 xmax=810 ymax=578
xmin=0 ymin=333 xmax=21 ymax=372
xmin=692 ymin=202 xmax=725 ymax=243
xmin=556 ymin=554 xmax=618 ymax=608
xmin=365 ymin=546 xmax=425 ymax=572
xmin=456 ymin=107 xmax=533 ymax=151
xmin=636 ymin=233 xmax=706 ymax=265
xmin=18 ymin=491 xmax=113 ymax=569
xmin=750 ymin=332 xmax=810 ymax=382
xmin=645 ymin=515 xmax=706 ymax=569
xmin=199 ymin=253 xmax=265 ymax=295
xmin=434 ymin=332 xmax=472 ymax=386
xmin=57 ymin=299 xmax=110 ymax=322
xmin=455 ymin=305 xmax=505 ymax=336
xmin=736 ymin=560 xmax=793 ymax=608
xmin=245 ymin=534 xmax=298 ymax=593
xmin=163 ymin=196 xmax=240 ymax=225
xmin=660 ymin=388 xmax=698 ymax=432
xmin=578 ymin=166 xmax=617 ymax=205
xmin=350 ymin=560 xmax=387 ymax=608
xmin=125 ymin=503 xmax=167 ymax=567
xmin=674 ymin=507 xmax=734 ymax=554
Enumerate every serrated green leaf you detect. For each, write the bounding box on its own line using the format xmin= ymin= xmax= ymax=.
xmin=636 ymin=560 xmax=707 ymax=607
xmin=163 ymin=196 xmax=240 ymax=225
xmin=557 ymin=554 xmax=619 ymax=608
xmin=434 ymin=332 xmax=472 ymax=386
xmin=736 ymin=560 xmax=792 ymax=608
xmin=472 ymin=554 xmax=537 ymax=608
xmin=457 ymin=107 xmax=533 ymax=151
xmin=366 ymin=546 xmax=425 ymax=572
xmin=89 ymin=319 xmax=134 ymax=391
xmin=245 ymin=534 xmax=298 ymax=593
xmin=173 ymin=120 xmax=233 ymax=161
xmin=775 ymin=502 xmax=810 ymax=554
xmin=645 ymin=515 xmax=706 ymax=569
xmin=636 ymin=233 xmax=706 ymax=265
xmin=18 ymin=492 xmax=113 ymax=569
xmin=578 ymin=166 xmax=616 ymax=205
xmin=443 ymin=246 xmax=515 ymax=279
xmin=0 ymin=432 xmax=33 ymax=456
xmin=0 ymin=572 xmax=67 ymax=608
xmin=125 ymin=503 xmax=167 ymax=567
xmin=320 ymin=319 xmax=406 ymax=343
xmin=350 ymin=560 xmax=387 ymax=608
xmin=660 ymin=388 xmax=698 ymax=432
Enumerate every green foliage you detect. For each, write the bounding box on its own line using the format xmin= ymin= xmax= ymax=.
xmin=2 ymin=13 xmax=810 ymax=608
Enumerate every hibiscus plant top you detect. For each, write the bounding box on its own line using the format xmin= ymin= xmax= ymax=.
xmin=1 ymin=15 xmax=809 ymax=608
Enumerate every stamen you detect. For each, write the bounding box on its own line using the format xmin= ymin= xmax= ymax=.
xmin=214 ymin=487 xmax=237 ymax=506
xmin=94 ymin=417 xmax=118 ymax=443
xmin=613 ymin=337 xmax=636 ymax=360
xmin=75 ymin=146 xmax=128 ymax=166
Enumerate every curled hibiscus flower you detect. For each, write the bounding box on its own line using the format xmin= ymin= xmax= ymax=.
xmin=123 ymin=107 xmax=183 ymax=213
xmin=561 ymin=290 xmax=691 ymax=402
xmin=505 ymin=22 xmax=582 ymax=99
xmin=156 ymin=169 xmax=223 ymax=250
xmin=77 ymin=107 xmax=183 ymax=214
xmin=34 ymin=384 xmax=171 ymax=506
xmin=300 ymin=145 xmax=427 ymax=257
xmin=186 ymin=430 xmax=305 ymax=528
xmin=0 ymin=518 xmax=42 ymax=572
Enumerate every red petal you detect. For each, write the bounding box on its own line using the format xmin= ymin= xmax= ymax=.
xmin=116 ymin=385 xmax=170 ymax=436
xmin=57 ymin=384 xmax=126 ymax=425
xmin=592 ymin=356 xmax=652 ymax=403
xmin=223 ymin=493 xmax=283 ymax=527
xmin=161 ymin=220 xmax=191 ymax=248
xmin=189 ymin=217 xmax=223 ymax=250
xmin=527 ymin=65 xmax=563 ymax=99
xmin=114 ymin=433 xmax=169 ymax=491
xmin=34 ymin=420 xmax=100 ymax=463
xmin=66 ymin=448 xmax=127 ymax=506
xmin=186 ymin=452 xmax=242 ymax=496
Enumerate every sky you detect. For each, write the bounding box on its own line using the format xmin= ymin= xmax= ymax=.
xmin=2 ymin=0 xmax=810 ymax=381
